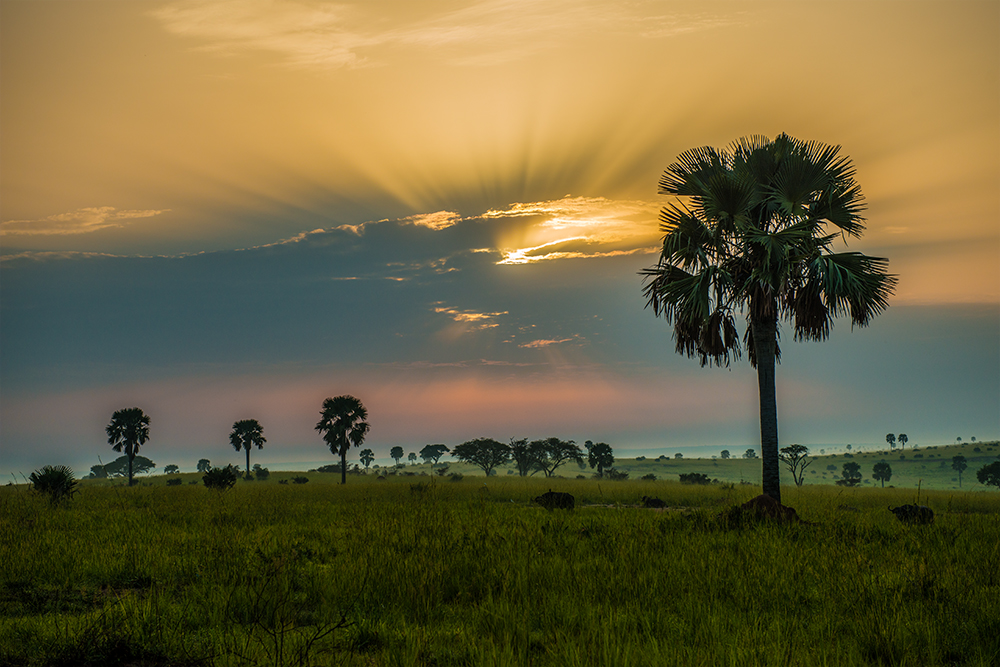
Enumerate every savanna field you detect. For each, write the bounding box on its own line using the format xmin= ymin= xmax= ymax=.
xmin=2 ymin=463 xmax=999 ymax=667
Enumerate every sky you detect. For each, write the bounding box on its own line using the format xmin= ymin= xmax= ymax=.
xmin=1 ymin=0 xmax=998 ymax=476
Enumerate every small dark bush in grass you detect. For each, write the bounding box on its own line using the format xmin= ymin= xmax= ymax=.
xmin=166 ymin=478 xmax=183 ymax=486
xmin=679 ymin=472 xmax=711 ymax=485
xmin=278 ymin=479 xmax=289 ymax=485
xmin=292 ymin=476 xmax=309 ymax=484
xmin=252 ymin=464 xmax=270 ymax=480
xmin=435 ymin=466 xmax=450 ymax=477
xmin=641 ymin=473 xmax=657 ymax=481
xmin=603 ymin=468 xmax=629 ymax=481
xmin=29 ymin=465 xmax=78 ymax=504
xmin=448 ymin=473 xmax=463 ymax=482
xmin=203 ymin=466 xmax=238 ymax=491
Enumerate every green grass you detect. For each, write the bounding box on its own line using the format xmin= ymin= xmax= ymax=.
xmin=2 ymin=477 xmax=998 ymax=666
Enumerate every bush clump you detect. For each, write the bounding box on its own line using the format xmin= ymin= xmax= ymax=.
xmin=292 ymin=476 xmax=309 ymax=484
xmin=203 ymin=466 xmax=239 ymax=491
xmin=166 ymin=478 xmax=183 ymax=486
xmin=29 ymin=465 xmax=78 ymax=504
xmin=679 ymin=472 xmax=711 ymax=485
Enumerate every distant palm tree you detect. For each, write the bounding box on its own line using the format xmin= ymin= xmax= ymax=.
xmin=897 ymin=433 xmax=908 ymax=451
xmin=315 ymin=395 xmax=370 ymax=485
xmin=886 ymin=434 xmax=896 ymax=451
xmin=360 ymin=448 xmax=375 ymax=469
xmin=642 ymin=134 xmax=896 ymax=503
xmin=390 ymin=446 xmax=404 ymax=466
xmin=229 ymin=419 xmax=266 ymax=474
xmin=106 ymin=407 xmax=151 ymax=487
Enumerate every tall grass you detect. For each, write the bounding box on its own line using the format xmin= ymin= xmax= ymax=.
xmin=1 ymin=478 xmax=998 ymax=666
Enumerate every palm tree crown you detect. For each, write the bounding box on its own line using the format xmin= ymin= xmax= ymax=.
xmin=106 ymin=407 xmax=151 ymax=487
xmin=641 ymin=134 xmax=896 ymax=503
xmin=315 ymin=395 xmax=370 ymax=484
xmin=229 ymin=419 xmax=266 ymax=473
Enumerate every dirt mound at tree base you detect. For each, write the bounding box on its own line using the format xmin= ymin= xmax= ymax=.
xmin=718 ymin=494 xmax=802 ymax=526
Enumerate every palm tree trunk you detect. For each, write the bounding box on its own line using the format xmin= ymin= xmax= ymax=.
xmin=127 ymin=446 xmax=134 ymax=487
xmin=341 ymin=450 xmax=347 ymax=485
xmin=751 ymin=313 xmax=781 ymax=503
xmin=246 ymin=447 xmax=251 ymax=474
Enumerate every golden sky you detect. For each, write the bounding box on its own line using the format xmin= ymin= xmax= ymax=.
xmin=1 ymin=0 xmax=998 ymax=472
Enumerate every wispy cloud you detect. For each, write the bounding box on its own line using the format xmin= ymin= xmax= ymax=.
xmin=518 ymin=336 xmax=579 ymax=348
xmin=399 ymin=210 xmax=462 ymax=231
xmin=151 ymin=0 xmax=741 ymax=70
xmin=0 ymin=207 xmax=169 ymax=236
xmin=433 ymin=303 xmax=507 ymax=329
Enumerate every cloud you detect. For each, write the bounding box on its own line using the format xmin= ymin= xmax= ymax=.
xmin=151 ymin=0 xmax=742 ymax=70
xmin=433 ymin=303 xmax=507 ymax=330
xmin=0 ymin=207 xmax=169 ymax=236
xmin=518 ymin=336 xmax=579 ymax=348
xmin=400 ymin=210 xmax=462 ymax=231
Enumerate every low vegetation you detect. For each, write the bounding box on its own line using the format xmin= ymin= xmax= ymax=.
xmin=1 ymin=476 xmax=997 ymax=666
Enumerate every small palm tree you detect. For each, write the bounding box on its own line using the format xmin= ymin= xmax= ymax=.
xmin=886 ymin=434 xmax=896 ymax=451
xmin=360 ymin=448 xmax=375 ymax=469
xmin=897 ymin=433 xmax=908 ymax=451
xmin=641 ymin=134 xmax=896 ymax=503
xmin=29 ymin=465 xmax=78 ymax=504
xmin=229 ymin=419 xmax=266 ymax=474
xmin=315 ymin=395 xmax=370 ymax=485
xmin=106 ymin=407 xmax=151 ymax=487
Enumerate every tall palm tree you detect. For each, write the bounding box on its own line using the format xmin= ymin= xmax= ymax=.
xmin=315 ymin=395 xmax=370 ymax=485
xmin=106 ymin=407 xmax=151 ymax=487
xmin=641 ymin=133 xmax=896 ymax=504
xmin=229 ymin=419 xmax=266 ymax=474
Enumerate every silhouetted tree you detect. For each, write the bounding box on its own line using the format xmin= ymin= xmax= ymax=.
xmin=452 ymin=438 xmax=510 ymax=476
xmin=164 ymin=464 xmax=179 ymax=475
xmin=952 ymin=455 xmax=968 ymax=488
xmin=315 ymin=395 xmax=370 ymax=485
xmin=89 ymin=464 xmax=108 ymax=479
xmin=529 ymin=438 xmax=584 ymax=477
xmin=744 ymin=449 xmax=758 ymax=459
xmin=106 ymin=407 xmax=151 ymax=487
xmin=197 ymin=458 xmax=212 ymax=473
xmin=976 ymin=461 xmax=1000 ymax=489
xmin=587 ymin=442 xmax=615 ymax=476
xmin=419 ymin=444 xmax=450 ymax=467
xmin=360 ymin=448 xmax=375 ymax=469
xmin=104 ymin=455 xmax=155 ymax=478
xmin=886 ymin=433 xmax=896 ymax=451
xmin=390 ymin=446 xmax=404 ymax=466
xmin=778 ymin=444 xmax=811 ymax=486
xmin=407 ymin=452 xmax=417 ymax=465
xmin=230 ymin=419 xmax=266 ymax=474
xmin=720 ymin=450 xmax=731 ymax=460
xmin=837 ymin=461 xmax=862 ymax=487
xmin=897 ymin=433 xmax=908 ymax=451
xmin=641 ymin=134 xmax=896 ymax=503
xmin=872 ymin=461 xmax=892 ymax=487
xmin=509 ymin=438 xmax=537 ymax=476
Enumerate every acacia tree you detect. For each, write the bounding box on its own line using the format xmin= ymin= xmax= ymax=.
xmin=315 ymin=395 xmax=370 ymax=485
xmin=897 ymin=433 xmax=908 ymax=451
xmin=977 ymin=461 xmax=1000 ymax=489
xmin=197 ymin=459 xmax=212 ymax=473
xmin=872 ymin=461 xmax=892 ymax=487
xmin=419 ymin=444 xmax=450 ymax=467
xmin=529 ymin=438 xmax=584 ymax=477
xmin=952 ymin=455 xmax=968 ymax=488
xmin=390 ymin=446 xmax=404 ymax=466
xmin=837 ymin=461 xmax=862 ymax=487
xmin=230 ymin=419 xmax=266 ymax=474
xmin=586 ymin=442 xmax=615 ymax=476
xmin=509 ymin=438 xmax=536 ymax=476
xmin=778 ymin=444 xmax=811 ymax=486
xmin=452 ymin=438 xmax=510 ymax=476
xmin=721 ymin=450 xmax=731 ymax=460
xmin=106 ymin=407 xmax=151 ymax=487
xmin=886 ymin=433 xmax=896 ymax=451
xmin=641 ymin=134 xmax=896 ymax=503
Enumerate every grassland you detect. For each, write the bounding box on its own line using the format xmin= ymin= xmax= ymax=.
xmin=2 ymin=474 xmax=998 ymax=666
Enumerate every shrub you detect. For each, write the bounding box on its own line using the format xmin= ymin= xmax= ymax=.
xmin=603 ymin=468 xmax=629 ymax=481
xmin=641 ymin=473 xmax=657 ymax=481
xmin=203 ymin=466 xmax=239 ymax=491
xmin=29 ymin=465 xmax=78 ymax=504
xmin=435 ymin=466 xmax=450 ymax=477
xmin=315 ymin=464 xmax=341 ymax=474
xmin=679 ymin=472 xmax=711 ymax=485
xmin=166 ymin=478 xmax=183 ymax=486
xmin=635 ymin=456 xmax=646 ymax=461
xmin=292 ymin=476 xmax=309 ymax=484
xmin=448 ymin=473 xmax=463 ymax=482
xmin=252 ymin=464 xmax=270 ymax=480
